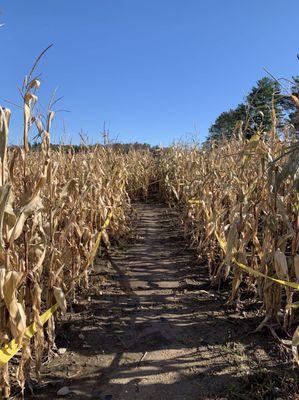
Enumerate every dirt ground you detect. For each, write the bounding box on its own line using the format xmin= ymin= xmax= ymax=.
xmin=23 ymin=202 xmax=299 ymax=400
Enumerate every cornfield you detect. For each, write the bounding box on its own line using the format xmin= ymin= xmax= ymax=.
xmin=0 ymin=55 xmax=299 ymax=398
xmin=0 ymin=64 xmax=157 ymax=397
xmin=157 ymin=125 xmax=299 ymax=356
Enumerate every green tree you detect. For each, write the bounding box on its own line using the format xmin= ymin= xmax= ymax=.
xmin=280 ymin=76 xmax=299 ymax=132
xmin=246 ymin=77 xmax=282 ymax=132
xmin=208 ymin=77 xmax=283 ymax=141
xmin=208 ymin=103 xmax=247 ymax=141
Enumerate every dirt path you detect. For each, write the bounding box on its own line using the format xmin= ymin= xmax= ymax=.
xmin=29 ymin=202 xmax=296 ymax=400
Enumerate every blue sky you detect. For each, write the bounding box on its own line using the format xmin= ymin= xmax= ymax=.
xmin=1 ymin=0 xmax=299 ymax=145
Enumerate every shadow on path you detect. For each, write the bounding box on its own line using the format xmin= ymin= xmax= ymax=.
xmin=28 ymin=203 xmax=297 ymax=400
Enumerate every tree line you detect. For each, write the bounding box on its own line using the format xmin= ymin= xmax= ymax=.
xmin=207 ymin=76 xmax=299 ymax=141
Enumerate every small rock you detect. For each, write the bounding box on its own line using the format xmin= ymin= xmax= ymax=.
xmin=78 ymin=333 xmax=85 ymax=340
xmin=57 ymin=386 xmax=70 ymax=396
xmin=58 ymin=348 xmax=67 ymax=355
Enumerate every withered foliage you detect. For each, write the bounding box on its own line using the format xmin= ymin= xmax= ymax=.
xmin=157 ymin=116 xmax=298 ymax=360
xmin=0 ymin=51 xmax=298 ymax=397
xmin=0 ymin=74 xmax=155 ymax=397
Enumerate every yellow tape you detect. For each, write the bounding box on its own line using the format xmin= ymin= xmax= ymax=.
xmin=188 ymin=199 xmax=201 ymax=204
xmin=0 ymin=210 xmax=113 ymax=369
xmin=213 ymin=225 xmax=299 ymax=290
xmin=232 ymin=257 xmax=299 ymax=290
xmin=0 ymin=304 xmax=58 ymax=368
xmin=84 ymin=210 xmax=113 ymax=269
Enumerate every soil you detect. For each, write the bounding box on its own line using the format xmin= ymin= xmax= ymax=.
xmin=23 ymin=202 xmax=299 ymax=400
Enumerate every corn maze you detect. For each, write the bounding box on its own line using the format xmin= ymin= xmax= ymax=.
xmin=0 ymin=62 xmax=298 ymax=399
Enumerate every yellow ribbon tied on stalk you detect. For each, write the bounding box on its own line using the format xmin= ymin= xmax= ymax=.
xmin=0 ymin=210 xmax=113 ymax=368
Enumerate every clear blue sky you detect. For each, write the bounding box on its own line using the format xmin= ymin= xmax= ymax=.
xmin=1 ymin=0 xmax=299 ymax=145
